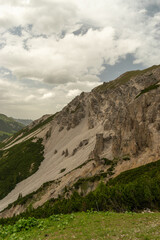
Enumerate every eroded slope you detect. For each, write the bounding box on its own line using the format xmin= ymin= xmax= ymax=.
xmin=0 ymin=65 xmax=160 ymax=216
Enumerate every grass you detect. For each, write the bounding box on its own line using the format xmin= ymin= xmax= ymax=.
xmin=0 ymin=114 xmax=24 ymax=142
xmin=1 ymin=211 xmax=160 ymax=240
xmin=0 ymin=138 xmax=44 ymax=200
xmin=0 ymin=114 xmax=19 ymax=123
xmin=5 ymin=113 xmax=57 ymax=146
xmin=0 ymin=131 xmax=12 ymax=142
xmin=2 ymin=181 xmax=57 ymax=212
xmin=73 ymin=158 xmax=118 ymax=190
xmin=0 ymin=131 xmax=12 ymax=137
xmin=95 ymin=65 xmax=160 ymax=93
xmin=109 ymin=159 xmax=160 ymax=185
xmin=135 ymin=82 xmax=160 ymax=98
xmin=3 ymin=159 xmax=160 ymax=219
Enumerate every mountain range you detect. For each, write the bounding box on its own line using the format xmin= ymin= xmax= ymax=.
xmin=0 ymin=114 xmax=32 ymax=142
xmin=0 ymin=65 xmax=160 ymax=218
xmin=0 ymin=114 xmax=25 ymax=142
xmin=13 ymin=119 xmax=32 ymax=126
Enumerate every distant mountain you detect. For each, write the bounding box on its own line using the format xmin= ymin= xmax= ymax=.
xmin=14 ymin=118 xmax=32 ymax=126
xmin=0 ymin=114 xmax=25 ymax=141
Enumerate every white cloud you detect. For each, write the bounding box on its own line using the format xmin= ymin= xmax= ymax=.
xmin=0 ymin=27 xmax=140 ymax=85
xmin=66 ymin=89 xmax=81 ymax=98
xmin=41 ymin=92 xmax=54 ymax=99
xmin=0 ymin=0 xmax=159 ymax=118
xmin=0 ymin=75 xmax=100 ymax=119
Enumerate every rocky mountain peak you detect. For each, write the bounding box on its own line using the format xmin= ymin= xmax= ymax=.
xmin=0 ymin=65 xmax=160 ymax=216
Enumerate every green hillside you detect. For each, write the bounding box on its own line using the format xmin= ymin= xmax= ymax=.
xmin=0 ymin=114 xmax=25 ymax=142
xmin=1 ymin=159 xmax=160 ymax=239
xmin=95 ymin=65 xmax=160 ymax=93
xmin=2 ymin=159 xmax=160 ymax=225
xmin=1 ymin=212 xmax=160 ymax=240
xmin=14 ymin=118 xmax=32 ymax=126
xmin=0 ymin=138 xmax=44 ymax=200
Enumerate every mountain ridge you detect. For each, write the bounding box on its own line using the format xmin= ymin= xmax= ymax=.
xmin=0 ymin=114 xmax=25 ymax=142
xmin=0 ymin=64 xmax=160 ymax=217
xmin=13 ymin=118 xmax=32 ymax=126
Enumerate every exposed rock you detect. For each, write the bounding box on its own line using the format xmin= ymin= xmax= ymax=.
xmin=62 ymin=150 xmax=65 ymax=156
xmin=59 ymin=126 xmax=64 ymax=132
xmin=72 ymin=139 xmax=89 ymax=156
xmin=1 ymin=65 xmax=160 ymax=216
xmin=93 ymin=134 xmax=104 ymax=156
xmin=72 ymin=148 xmax=77 ymax=156
xmin=79 ymin=139 xmax=88 ymax=147
xmin=65 ymin=149 xmax=69 ymax=157
xmin=45 ymin=127 xmax=52 ymax=139
xmin=89 ymin=134 xmax=104 ymax=160
xmin=88 ymin=118 xmax=94 ymax=129
xmin=56 ymin=94 xmax=87 ymax=131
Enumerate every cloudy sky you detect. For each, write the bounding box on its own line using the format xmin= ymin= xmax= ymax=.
xmin=0 ymin=0 xmax=160 ymax=119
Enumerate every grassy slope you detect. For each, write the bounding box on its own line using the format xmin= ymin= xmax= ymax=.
xmin=135 ymin=82 xmax=160 ymax=98
xmin=5 ymin=113 xmax=56 ymax=147
xmin=95 ymin=65 xmax=160 ymax=92
xmin=13 ymin=119 xmax=32 ymax=126
xmin=109 ymin=159 xmax=160 ymax=185
xmin=0 ymin=114 xmax=24 ymax=142
xmin=0 ymin=138 xmax=44 ymax=200
xmin=0 ymin=114 xmax=57 ymax=201
xmin=0 ymin=131 xmax=12 ymax=142
xmin=1 ymin=212 xmax=160 ymax=240
xmin=2 ymin=158 xmax=160 ymax=221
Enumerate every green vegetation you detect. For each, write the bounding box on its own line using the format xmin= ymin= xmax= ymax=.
xmin=60 ymin=168 xmax=66 ymax=173
xmin=3 ymin=181 xmax=57 ymax=212
xmin=136 ymin=82 xmax=160 ymax=98
xmin=22 ymin=114 xmax=56 ymax=137
xmin=1 ymin=159 xmax=160 ymax=226
xmin=122 ymin=155 xmax=130 ymax=161
xmin=6 ymin=113 xmax=57 ymax=146
xmin=109 ymin=159 xmax=160 ymax=185
xmin=0 ymin=114 xmax=24 ymax=142
xmin=0 ymin=138 xmax=44 ymax=199
xmin=0 ymin=160 xmax=160 ymax=240
xmin=101 ymin=158 xmax=113 ymax=165
xmin=72 ymin=159 xmax=117 ymax=190
xmin=13 ymin=119 xmax=32 ymax=126
xmin=0 ymin=131 xmax=12 ymax=142
xmin=96 ymin=65 xmax=160 ymax=92
xmin=1 ymin=212 xmax=160 ymax=240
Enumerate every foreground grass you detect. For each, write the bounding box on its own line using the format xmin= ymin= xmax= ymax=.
xmin=1 ymin=211 xmax=160 ymax=240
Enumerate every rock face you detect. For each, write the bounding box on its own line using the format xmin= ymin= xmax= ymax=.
xmin=56 ymin=93 xmax=86 ymax=131
xmin=0 ymin=65 xmax=160 ymax=216
xmin=89 ymin=134 xmax=104 ymax=160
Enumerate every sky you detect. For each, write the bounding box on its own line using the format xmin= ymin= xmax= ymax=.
xmin=0 ymin=0 xmax=160 ymax=120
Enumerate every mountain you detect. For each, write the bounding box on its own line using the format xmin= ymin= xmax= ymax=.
xmin=0 ymin=114 xmax=25 ymax=142
xmin=0 ymin=65 xmax=160 ymax=217
xmin=13 ymin=119 xmax=32 ymax=126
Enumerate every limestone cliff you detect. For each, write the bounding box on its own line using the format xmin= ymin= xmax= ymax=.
xmin=0 ymin=65 xmax=160 ymax=217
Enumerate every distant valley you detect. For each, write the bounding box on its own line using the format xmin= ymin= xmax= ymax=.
xmin=0 ymin=114 xmax=32 ymax=142
xmin=13 ymin=118 xmax=32 ymax=126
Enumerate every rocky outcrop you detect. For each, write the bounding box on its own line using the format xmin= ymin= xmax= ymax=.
xmin=56 ymin=92 xmax=87 ymax=131
xmin=89 ymin=134 xmax=104 ymax=160
xmin=72 ymin=139 xmax=89 ymax=156
xmin=0 ymin=65 xmax=160 ymax=216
